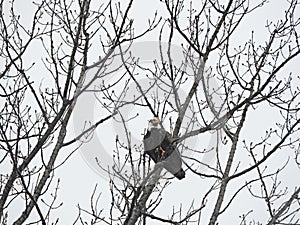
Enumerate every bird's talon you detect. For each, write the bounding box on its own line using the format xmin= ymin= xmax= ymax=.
xmin=160 ymin=147 xmax=165 ymax=156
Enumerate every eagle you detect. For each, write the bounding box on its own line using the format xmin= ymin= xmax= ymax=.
xmin=143 ymin=118 xmax=185 ymax=180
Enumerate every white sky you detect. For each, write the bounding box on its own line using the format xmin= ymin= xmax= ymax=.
xmin=3 ymin=0 xmax=300 ymax=224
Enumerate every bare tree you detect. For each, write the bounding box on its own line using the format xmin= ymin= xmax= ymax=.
xmin=1 ymin=0 xmax=300 ymax=225
xmin=0 ymin=0 xmax=158 ymax=224
xmin=81 ymin=0 xmax=300 ymax=225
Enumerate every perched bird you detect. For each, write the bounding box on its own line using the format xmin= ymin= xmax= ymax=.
xmin=143 ymin=118 xmax=185 ymax=180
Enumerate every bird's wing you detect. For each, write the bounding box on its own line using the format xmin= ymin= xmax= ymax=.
xmin=143 ymin=129 xmax=165 ymax=152
xmin=160 ymin=131 xmax=185 ymax=176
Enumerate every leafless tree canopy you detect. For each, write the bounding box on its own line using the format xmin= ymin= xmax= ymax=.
xmin=0 ymin=0 xmax=300 ymax=224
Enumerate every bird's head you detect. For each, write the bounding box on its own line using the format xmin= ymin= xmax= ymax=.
xmin=148 ymin=117 xmax=161 ymax=130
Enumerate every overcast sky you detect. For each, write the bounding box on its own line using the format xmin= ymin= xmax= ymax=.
xmin=5 ymin=1 xmax=300 ymax=224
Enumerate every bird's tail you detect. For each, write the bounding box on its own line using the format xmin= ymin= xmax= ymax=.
xmin=174 ymin=168 xmax=185 ymax=180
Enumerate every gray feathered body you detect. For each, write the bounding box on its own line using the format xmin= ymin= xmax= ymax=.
xmin=143 ymin=127 xmax=185 ymax=180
